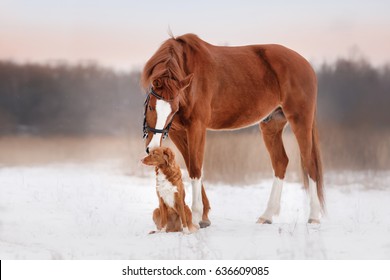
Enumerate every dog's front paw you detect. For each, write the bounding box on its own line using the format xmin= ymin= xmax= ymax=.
xmin=160 ymin=226 xmax=167 ymax=233
xmin=257 ymin=217 xmax=272 ymax=224
xmin=189 ymin=224 xmax=199 ymax=233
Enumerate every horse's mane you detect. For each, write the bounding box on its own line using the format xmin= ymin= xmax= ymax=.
xmin=141 ymin=34 xmax=210 ymax=94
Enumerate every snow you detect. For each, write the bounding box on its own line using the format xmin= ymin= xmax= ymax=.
xmin=0 ymin=163 xmax=389 ymax=259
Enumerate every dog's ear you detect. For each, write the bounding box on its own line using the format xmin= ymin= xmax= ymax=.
xmin=163 ymin=147 xmax=175 ymax=166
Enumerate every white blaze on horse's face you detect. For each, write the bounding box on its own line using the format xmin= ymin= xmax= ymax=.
xmin=147 ymin=99 xmax=172 ymax=151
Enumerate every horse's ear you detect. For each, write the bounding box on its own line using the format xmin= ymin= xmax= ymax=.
xmin=179 ymin=74 xmax=194 ymax=90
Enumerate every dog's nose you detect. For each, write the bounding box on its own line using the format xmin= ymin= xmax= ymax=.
xmin=146 ymin=147 xmax=150 ymax=154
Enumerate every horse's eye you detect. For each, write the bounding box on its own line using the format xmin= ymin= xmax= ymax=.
xmin=148 ymin=105 xmax=154 ymax=111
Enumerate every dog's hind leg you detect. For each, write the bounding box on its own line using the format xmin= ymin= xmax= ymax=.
xmin=149 ymin=208 xmax=162 ymax=234
xmin=152 ymin=208 xmax=161 ymax=229
xmin=166 ymin=208 xmax=181 ymax=232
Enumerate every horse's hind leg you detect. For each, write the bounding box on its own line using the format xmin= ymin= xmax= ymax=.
xmin=284 ymin=109 xmax=324 ymax=224
xmin=257 ymin=108 xmax=289 ymax=224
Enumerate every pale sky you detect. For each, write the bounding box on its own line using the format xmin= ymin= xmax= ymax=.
xmin=1 ymin=0 xmax=389 ymax=70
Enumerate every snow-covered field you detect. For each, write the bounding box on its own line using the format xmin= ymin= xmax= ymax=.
xmin=0 ymin=163 xmax=389 ymax=259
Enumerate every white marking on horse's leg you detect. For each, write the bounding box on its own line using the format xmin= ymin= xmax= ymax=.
xmin=191 ymin=178 xmax=203 ymax=226
xmin=308 ymin=177 xmax=321 ymax=223
xmin=147 ymin=100 xmax=172 ymax=150
xmin=258 ymin=174 xmax=283 ymax=223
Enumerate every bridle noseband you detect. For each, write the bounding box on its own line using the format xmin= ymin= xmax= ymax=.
xmin=143 ymin=87 xmax=175 ymax=141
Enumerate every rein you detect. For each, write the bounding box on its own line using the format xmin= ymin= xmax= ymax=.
xmin=143 ymin=87 xmax=175 ymax=140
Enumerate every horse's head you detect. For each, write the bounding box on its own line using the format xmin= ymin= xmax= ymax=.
xmin=143 ymin=74 xmax=193 ymax=154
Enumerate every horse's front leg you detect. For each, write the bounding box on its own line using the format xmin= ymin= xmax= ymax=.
xmin=187 ymin=124 xmax=211 ymax=228
xmin=170 ymin=127 xmax=211 ymax=228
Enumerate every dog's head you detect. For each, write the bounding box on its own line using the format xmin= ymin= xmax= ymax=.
xmin=141 ymin=146 xmax=175 ymax=167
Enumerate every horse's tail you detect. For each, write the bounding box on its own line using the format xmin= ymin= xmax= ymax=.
xmin=301 ymin=114 xmax=325 ymax=211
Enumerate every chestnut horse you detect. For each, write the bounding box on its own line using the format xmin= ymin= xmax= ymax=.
xmin=141 ymin=34 xmax=324 ymax=227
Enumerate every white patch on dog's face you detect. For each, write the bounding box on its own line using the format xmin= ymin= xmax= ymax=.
xmin=147 ymin=100 xmax=172 ymax=151
xmin=156 ymin=171 xmax=178 ymax=208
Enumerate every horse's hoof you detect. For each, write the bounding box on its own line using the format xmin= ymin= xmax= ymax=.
xmin=199 ymin=219 xmax=211 ymax=228
xmin=308 ymin=218 xmax=320 ymax=224
xmin=257 ymin=217 xmax=272 ymax=224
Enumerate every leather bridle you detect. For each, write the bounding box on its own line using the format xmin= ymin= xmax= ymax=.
xmin=143 ymin=87 xmax=176 ymax=140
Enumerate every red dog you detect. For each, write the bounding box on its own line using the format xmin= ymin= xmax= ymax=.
xmin=142 ymin=147 xmax=198 ymax=234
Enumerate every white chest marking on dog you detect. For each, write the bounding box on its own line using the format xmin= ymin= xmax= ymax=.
xmin=156 ymin=171 xmax=178 ymax=208
xmin=148 ymin=100 xmax=172 ymax=150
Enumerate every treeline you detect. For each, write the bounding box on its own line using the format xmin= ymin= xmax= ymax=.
xmin=317 ymin=58 xmax=390 ymax=129
xmin=0 ymin=61 xmax=144 ymax=135
xmin=0 ymin=58 xmax=389 ymax=136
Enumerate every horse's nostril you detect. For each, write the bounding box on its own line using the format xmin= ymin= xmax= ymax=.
xmin=146 ymin=147 xmax=150 ymax=154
